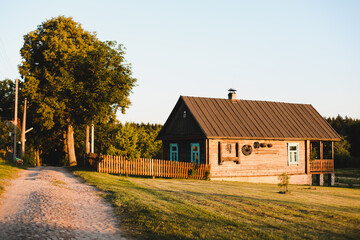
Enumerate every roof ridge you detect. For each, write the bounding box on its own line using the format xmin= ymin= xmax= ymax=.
xmin=181 ymin=95 xmax=311 ymax=106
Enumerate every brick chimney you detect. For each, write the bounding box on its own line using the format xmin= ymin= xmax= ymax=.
xmin=228 ymin=88 xmax=237 ymax=100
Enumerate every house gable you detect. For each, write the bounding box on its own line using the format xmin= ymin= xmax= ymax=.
xmin=156 ymin=96 xmax=206 ymax=140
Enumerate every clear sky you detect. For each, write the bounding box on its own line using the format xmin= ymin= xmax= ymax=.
xmin=0 ymin=0 xmax=359 ymax=124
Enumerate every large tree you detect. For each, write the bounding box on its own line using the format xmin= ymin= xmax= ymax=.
xmin=19 ymin=16 xmax=136 ymax=165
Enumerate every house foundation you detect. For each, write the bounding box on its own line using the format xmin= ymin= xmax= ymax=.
xmin=311 ymin=173 xmax=335 ymax=186
xmin=211 ymin=174 xmax=312 ymax=185
xmin=320 ymin=174 xmax=324 ymax=186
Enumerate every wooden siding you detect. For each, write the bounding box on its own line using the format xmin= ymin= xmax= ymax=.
xmin=156 ymin=100 xmax=205 ymax=140
xmin=209 ymin=139 xmax=307 ymax=177
xmin=163 ymin=139 xmax=206 ymax=164
xmin=180 ymin=96 xmax=341 ymax=141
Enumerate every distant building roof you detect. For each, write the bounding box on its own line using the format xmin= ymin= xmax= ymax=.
xmin=158 ymin=96 xmax=341 ymax=141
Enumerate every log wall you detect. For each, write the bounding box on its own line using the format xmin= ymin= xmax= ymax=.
xmin=162 ymin=139 xmax=206 ymax=164
xmin=209 ymin=139 xmax=306 ymax=177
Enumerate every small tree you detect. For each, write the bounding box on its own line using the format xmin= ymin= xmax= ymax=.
xmin=107 ymin=123 xmax=140 ymax=160
xmin=278 ymin=172 xmax=290 ymax=193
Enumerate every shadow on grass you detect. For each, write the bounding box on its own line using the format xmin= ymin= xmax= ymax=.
xmin=73 ymin=171 xmax=360 ymax=240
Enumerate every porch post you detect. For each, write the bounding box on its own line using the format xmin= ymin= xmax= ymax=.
xmin=306 ymin=140 xmax=311 ymax=174
xmin=320 ymin=141 xmax=323 ymax=172
xmin=332 ymin=141 xmax=334 ymax=172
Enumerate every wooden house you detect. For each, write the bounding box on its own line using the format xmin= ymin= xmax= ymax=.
xmin=156 ymin=89 xmax=341 ymax=185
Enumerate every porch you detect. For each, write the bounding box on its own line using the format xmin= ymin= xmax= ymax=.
xmin=307 ymin=140 xmax=335 ymax=173
xmin=310 ymin=159 xmax=334 ymax=172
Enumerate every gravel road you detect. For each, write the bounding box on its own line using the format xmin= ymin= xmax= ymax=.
xmin=0 ymin=166 xmax=128 ymax=240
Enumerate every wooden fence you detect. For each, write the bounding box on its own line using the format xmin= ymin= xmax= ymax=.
xmin=97 ymin=155 xmax=211 ymax=180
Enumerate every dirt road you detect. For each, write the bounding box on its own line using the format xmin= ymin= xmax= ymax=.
xmin=0 ymin=166 xmax=127 ymax=240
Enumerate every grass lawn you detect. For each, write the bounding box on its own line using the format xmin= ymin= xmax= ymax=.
xmin=0 ymin=157 xmax=21 ymax=195
xmin=73 ymin=170 xmax=360 ymax=240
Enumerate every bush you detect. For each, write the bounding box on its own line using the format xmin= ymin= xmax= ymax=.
xmin=188 ymin=169 xmax=196 ymax=178
xmin=278 ymin=172 xmax=290 ymax=193
xmin=23 ymin=148 xmax=37 ymax=166
xmin=204 ymin=170 xmax=210 ymax=180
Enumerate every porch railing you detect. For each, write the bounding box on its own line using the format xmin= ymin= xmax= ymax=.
xmin=310 ymin=159 xmax=334 ymax=173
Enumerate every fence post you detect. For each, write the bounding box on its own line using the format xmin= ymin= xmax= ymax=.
xmin=126 ymin=159 xmax=128 ymax=177
xmin=152 ymin=159 xmax=154 ymax=177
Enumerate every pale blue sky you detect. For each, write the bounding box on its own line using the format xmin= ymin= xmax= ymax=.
xmin=0 ymin=0 xmax=359 ymax=124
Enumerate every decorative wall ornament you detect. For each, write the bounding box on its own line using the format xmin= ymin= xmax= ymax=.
xmin=226 ymin=144 xmax=232 ymax=153
xmin=241 ymin=145 xmax=252 ymax=156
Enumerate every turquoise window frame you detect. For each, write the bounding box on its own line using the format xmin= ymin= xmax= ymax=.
xmin=288 ymin=143 xmax=299 ymax=165
xmin=170 ymin=143 xmax=178 ymax=161
xmin=191 ymin=143 xmax=200 ymax=164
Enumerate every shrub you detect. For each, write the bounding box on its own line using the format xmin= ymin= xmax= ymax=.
xmin=204 ymin=170 xmax=210 ymax=180
xmin=23 ymin=148 xmax=37 ymax=167
xmin=188 ymin=169 xmax=196 ymax=178
xmin=278 ymin=172 xmax=290 ymax=193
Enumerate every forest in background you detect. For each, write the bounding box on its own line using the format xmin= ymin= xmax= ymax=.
xmin=326 ymin=116 xmax=360 ymax=168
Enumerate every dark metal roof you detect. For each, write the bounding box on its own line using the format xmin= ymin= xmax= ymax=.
xmin=181 ymin=96 xmax=341 ymax=141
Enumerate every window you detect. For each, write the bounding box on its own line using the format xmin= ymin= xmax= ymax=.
xmin=170 ymin=143 xmax=178 ymax=161
xmin=191 ymin=143 xmax=200 ymax=164
xmin=288 ymin=143 xmax=299 ymax=165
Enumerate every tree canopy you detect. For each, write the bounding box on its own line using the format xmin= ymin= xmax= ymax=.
xmin=18 ymin=16 xmax=136 ymax=165
xmin=106 ymin=122 xmax=162 ymax=160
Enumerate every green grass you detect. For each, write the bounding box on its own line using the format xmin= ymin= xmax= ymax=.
xmin=0 ymin=157 xmax=21 ymax=195
xmin=72 ymin=170 xmax=360 ymax=240
xmin=335 ymin=168 xmax=360 ymax=178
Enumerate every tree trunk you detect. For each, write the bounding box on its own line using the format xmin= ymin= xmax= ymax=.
xmin=36 ymin=149 xmax=41 ymax=166
xmin=67 ymin=124 xmax=77 ymax=166
xmin=86 ymin=125 xmax=90 ymax=154
xmin=63 ymin=130 xmax=68 ymax=165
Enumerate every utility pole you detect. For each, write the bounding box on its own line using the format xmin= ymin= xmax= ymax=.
xmin=21 ymin=98 xmax=27 ymax=157
xmin=13 ymin=79 xmax=18 ymax=162
xmin=20 ymin=98 xmax=33 ymax=157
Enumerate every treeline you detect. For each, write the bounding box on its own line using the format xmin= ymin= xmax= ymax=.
xmin=326 ymin=115 xmax=360 ymax=168
xmin=0 ymin=78 xmax=162 ymax=164
xmin=0 ymin=113 xmax=162 ymax=165
xmin=87 ymin=121 xmax=162 ymax=160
